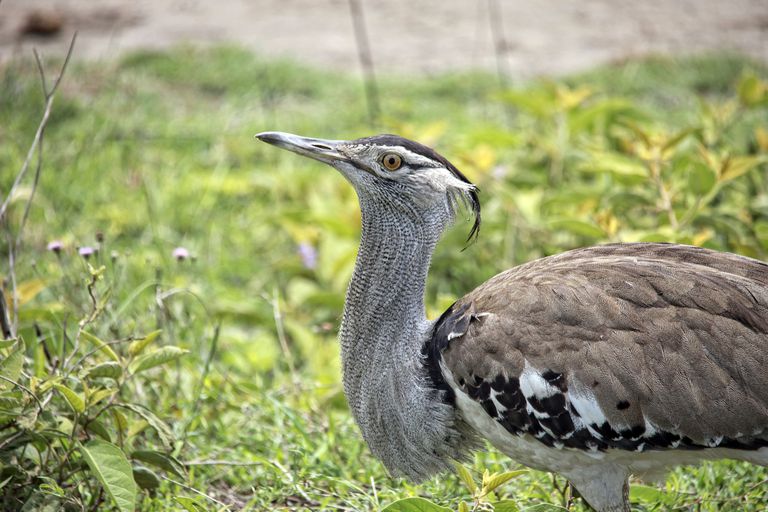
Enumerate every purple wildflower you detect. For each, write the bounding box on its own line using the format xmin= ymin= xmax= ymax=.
xmin=297 ymin=242 xmax=317 ymax=270
xmin=172 ymin=247 xmax=190 ymax=261
xmin=78 ymin=246 xmax=96 ymax=259
xmin=491 ymin=164 xmax=509 ymax=180
xmin=47 ymin=240 xmax=64 ymax=253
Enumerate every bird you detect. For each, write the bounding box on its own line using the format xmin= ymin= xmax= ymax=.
xmin=255 ymin=131 xmax=768 ymax=512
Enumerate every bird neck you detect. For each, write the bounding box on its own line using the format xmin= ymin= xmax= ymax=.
xmin=338 ymin=195 xmax=470 ymax=480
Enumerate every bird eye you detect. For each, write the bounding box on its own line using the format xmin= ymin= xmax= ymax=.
xmin=381 ymin=153 xmax=402 ymax=171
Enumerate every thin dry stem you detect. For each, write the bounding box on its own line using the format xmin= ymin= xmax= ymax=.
xmin=0 ymin=33 xmax=77 ymax=338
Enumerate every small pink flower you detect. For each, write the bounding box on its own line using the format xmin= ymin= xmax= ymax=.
xmin=297 ymin=242 xmax=317 ymax=270
xmin=78 ymin=246 xmax=96 ymax=259
xmin=47 ymin=240 xmax=64 ymax=253
xmin=172 ymin=247 xmax=190 ymax=261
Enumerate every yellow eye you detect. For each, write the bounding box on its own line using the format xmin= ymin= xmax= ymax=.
xmin=382 ymin=153 xmax=402 ymax=171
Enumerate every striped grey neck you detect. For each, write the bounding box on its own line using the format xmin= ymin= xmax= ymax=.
xmin=338 ymin=191 xmax=472 ymax=480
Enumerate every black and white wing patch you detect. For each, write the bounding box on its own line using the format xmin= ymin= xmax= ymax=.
xmin=431 ymin=302 xmax=768 ymax=455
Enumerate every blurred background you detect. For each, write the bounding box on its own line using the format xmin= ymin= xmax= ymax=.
xmin=2 ymin=0 xmax=767 ymax=75
xmin=1 ymin=1 xmax=767 ymax=511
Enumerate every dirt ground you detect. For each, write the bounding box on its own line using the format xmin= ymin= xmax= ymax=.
xmin=1 ymin=0 xmax=767 ymax=77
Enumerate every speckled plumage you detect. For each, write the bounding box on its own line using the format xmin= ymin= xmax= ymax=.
xmin=438 ymin=243 xmax=768 ymax=448
xmin=256 ymin=132 xmax=768 ymax=512
xmin=433 ymin=243 xmax=768 ymax=510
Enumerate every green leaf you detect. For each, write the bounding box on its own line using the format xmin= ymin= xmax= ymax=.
xmin=86 ymin=362 xmax=123 ymax=380
xmin=0 ymin=345 xmax=24 ymax=391
xmin=688 ymin=161 xmax=716 ymax=196
xmin=79 ymin=440 xmax=137 ymax=512
xmin=132 ymin=450 xmax=186 ymax=479
xmin=454 ymin=463 xmax=477 ymax=494
xmin=493 ymin=500 xmax=520 ymax=512
xmin=662 ymin=128 xmax=696 ymax=153
xmin=549 ymin=219 xmax=605 ymax=239
xmin=129 ymin=346 xmax=188 ymax=375
xmin=53 ymin=384 xmax=85 ymax=413
xmin=578 ymin=151 xmax=647 ymax=178
xmin=738 ymin=73 xmax=766 ymax=106
xmin=89 ymin=387 xmax=118 ymax=406
xmin=84 ymin=419 xmax=112 ymax=442
xmin=174 ymin=496 xmax=208 ymax=512
xmin=0 ymin=339 xmax=18 ymax=350
xmin=132 ymin=465 xmax=161 ymax=490
xmin=128 ymin=330 xmax=162 ymax=357
xmin=381 ymin=497 xmax=451 ymax=512
xmin=629 ymin=484 xmax=669 ymax=504
xmin=116 ymin=403 xmax=175 ymax=448
xmin=719 ymin=155 xmax=765 ymax=183
xmin=81 ymin=331 xmax=119 ymax=362
xmin=483 ymin=470 xmax=527 ymax=494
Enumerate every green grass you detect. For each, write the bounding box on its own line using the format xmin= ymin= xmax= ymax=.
xmin=1 ymin=46 xmax=767 ymax=511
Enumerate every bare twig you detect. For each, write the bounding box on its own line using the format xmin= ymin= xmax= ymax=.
xmin=347 ymin=0 xmax=380 ymax=127
xmin=487 ymin=0 xmax=510 ymax=86
xmin=0 ymin=33 xmax=77 ymax=338
xmin=0 ymin=33 xmax=77 ymax=221
xmin=161 ymin=475 xmax=229 ymax=508
xmin=184 ymin=459 xmax=264 ymax=467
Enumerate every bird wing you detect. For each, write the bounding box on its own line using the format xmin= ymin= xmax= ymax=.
xmin=435 ymin=243 xmax=768 ymax=453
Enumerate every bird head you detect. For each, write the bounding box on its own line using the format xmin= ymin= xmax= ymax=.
xmin=256 ymin=131 xmax=481 ymax=241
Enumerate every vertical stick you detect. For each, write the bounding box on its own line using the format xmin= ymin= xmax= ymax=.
xmin=487 ymin=0 xmax=514 ymax=126
xmin=348 ymin=0 xmax=380 ymax=127
xmin=487 ymin=0 xmax=510 ymax=87
xmin=0 ymin=287 xmax=12 ymax=339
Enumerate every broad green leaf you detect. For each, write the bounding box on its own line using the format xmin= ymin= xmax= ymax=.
xmin=81 ymin=331 xmax=119 ymax=362
xmin=454 ymin=463 xmax=477 ymax=494
xmin=132 ymin=465 xmax=161 ymax=490
xmin=86 ymin=362 xmax=123 ymax=380
xmin=0 ymin=339 xmax=17 ymax=350
xmin=381 ymin=497 xmax=451 ymax=512
xmin=458 ymin=501 xmax=470 ymax=512
xmin=688 ymin=162 xmax=716 ymax=196
xmin=578 ymin=151 xmax=647 ymax=178
xmin=89 ymin=387 xmax=118 ymax=406
xmin=719 ymin=155 xmax=765 ymax=183
xmin=112 ymin=408 xmax=128 ymax=436
xmin=738 ymin=73 xmax=766 ymax=106
xmin=129 ymin=346 xmax=188 ymax=375
xmin=128 ymin=330 xmax=162 ymax=357
xmin=174 ymin=496 xmax=208 ymax=512
xmin=85 ymin=419 xmax=112 ymax=442
xmin=661 ymin=128 xmax=696 ymax=154
xmin=629 ymin=484 xmax=669 ymax=503
xmin=116 ymin=403 xmax=174 ymax=448
xmin=54 ymin=384 xmax=85 ymax=413
xmin=493 ymin=500 xmax=520 ymax=512
xmin=483 ymin=470 xmax=528 ymax=494
xmin=79 ymin=440 xmax=137 ymax=512
xmin=0 ymin=345 xmax=24 ymax=391
xmin=132 ymin=450 xmax=186 ymax=479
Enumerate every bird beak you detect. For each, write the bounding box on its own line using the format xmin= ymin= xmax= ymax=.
xmin=255 ymin=131 xmax=349 ymax=164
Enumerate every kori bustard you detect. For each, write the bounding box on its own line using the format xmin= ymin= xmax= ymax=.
xmin=256 ymin=131 xmax=768 ymax=512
